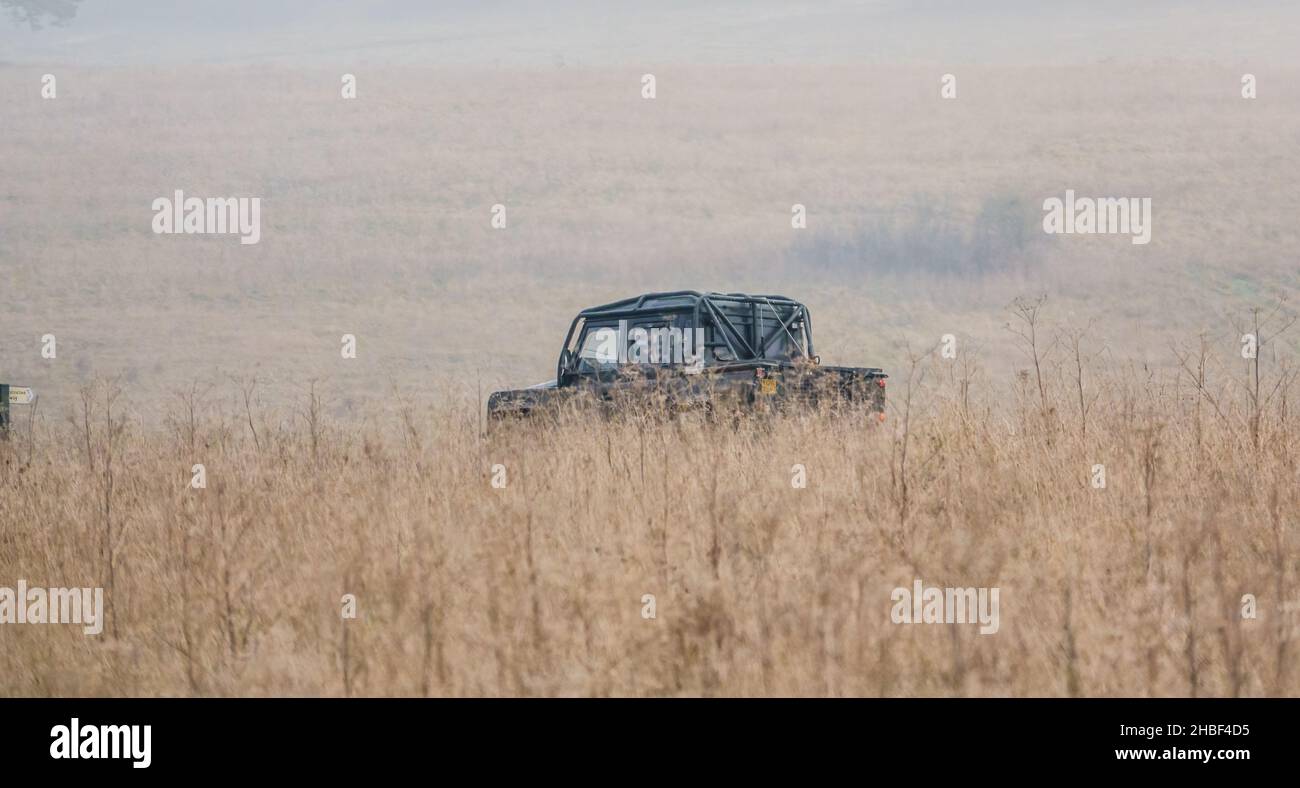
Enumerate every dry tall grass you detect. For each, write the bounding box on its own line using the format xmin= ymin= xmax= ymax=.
xmin=2 ymin=319 xmax=1296 ymax=697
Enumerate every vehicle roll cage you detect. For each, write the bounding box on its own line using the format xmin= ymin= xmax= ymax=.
xmin=557 ymin=291 xmax=815 ymax=380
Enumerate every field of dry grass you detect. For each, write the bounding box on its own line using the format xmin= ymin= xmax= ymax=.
xmin=2 ymin=320 xmax=1296 ymax=696
xmin=2 ymin=58 xmax=1299 ymax=696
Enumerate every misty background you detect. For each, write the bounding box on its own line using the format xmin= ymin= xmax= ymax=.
xmin=2 ymin=1 xmax=1298 ymax=419
xmin=2 ymin=1 xmax=1295 ymax=67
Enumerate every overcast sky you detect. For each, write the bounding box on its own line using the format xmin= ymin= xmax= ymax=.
xmin=1 ymin=1 xmax=1295 ymax=66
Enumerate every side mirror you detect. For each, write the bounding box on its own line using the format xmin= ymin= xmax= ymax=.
xmin=558 ymin=348 xmax=573 ymax=375
xmin=813 ymin=355 xmax=821 ymax=365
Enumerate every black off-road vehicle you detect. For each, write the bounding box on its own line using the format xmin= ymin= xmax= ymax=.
xmin=487 ymin=291 xmax=887 ymax=421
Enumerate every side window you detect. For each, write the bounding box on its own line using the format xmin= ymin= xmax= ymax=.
xmin=629 ymin=314 xmax=703 ymax=367
xmin=625 ymin=320 xmax=670 ymax=365
xmin=574 ymin=314 xmax=703 ymax=372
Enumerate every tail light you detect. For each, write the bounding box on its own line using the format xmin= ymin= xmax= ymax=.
xmin=877 ymin=378 xmax=886 ymax=388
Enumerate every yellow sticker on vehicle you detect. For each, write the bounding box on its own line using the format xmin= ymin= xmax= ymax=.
xmin=759 ymin=378 xmax=777 ymax=395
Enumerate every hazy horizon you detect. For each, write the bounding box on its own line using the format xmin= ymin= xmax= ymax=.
xmin=3 ymin=1 xmax=1297 ymax=68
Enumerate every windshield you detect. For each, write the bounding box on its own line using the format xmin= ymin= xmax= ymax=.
xmin=575 ymin=325 xmax=620 ymax=374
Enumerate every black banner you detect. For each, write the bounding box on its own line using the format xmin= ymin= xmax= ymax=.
xmin=1 ymin=698 xmax=1285 ymax=777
